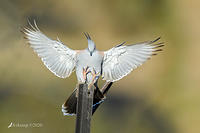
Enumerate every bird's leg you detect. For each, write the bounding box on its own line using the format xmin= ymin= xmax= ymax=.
xmin=82 ymin=66 xmax=90 ymax=83
xmin=88 ymin=68 xmax=100 ymax=89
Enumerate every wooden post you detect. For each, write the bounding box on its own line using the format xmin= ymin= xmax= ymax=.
xmin=75 ymin=83 xmax=94 ymax=133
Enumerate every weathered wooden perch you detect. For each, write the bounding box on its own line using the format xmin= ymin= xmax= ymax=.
xmin=75 ymin=83 xmax=94 ymax=133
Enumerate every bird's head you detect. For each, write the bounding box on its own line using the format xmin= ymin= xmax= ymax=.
xmin=84 ymin=32 xmax=96 ymax=56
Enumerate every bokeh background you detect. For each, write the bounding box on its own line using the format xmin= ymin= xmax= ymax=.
xmin=0 ymin=0 xmax=199 ymax=133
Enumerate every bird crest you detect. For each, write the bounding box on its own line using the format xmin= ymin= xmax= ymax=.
xmin=83 ymin=32 xmax=96 ymax=56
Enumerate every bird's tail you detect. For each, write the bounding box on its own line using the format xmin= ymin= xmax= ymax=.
xmin=62 ymin=89 xmax=77 ymax=116
xmin=62 ymin=86 xmax=105 ymax=116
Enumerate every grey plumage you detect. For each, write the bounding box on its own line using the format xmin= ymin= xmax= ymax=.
xmin=23 ymin=21 xmax=164 ymax=116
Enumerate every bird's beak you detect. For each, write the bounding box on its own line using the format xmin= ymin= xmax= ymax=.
xmin=90 ymin=51 xmax=93 ymax=56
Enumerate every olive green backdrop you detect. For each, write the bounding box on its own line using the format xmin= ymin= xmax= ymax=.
xmin=0 ymin=0 xmax=199 ymax=133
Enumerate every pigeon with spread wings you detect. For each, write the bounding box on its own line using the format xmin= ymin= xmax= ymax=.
xmin=23 ymin=21 xmax=164 ymax=116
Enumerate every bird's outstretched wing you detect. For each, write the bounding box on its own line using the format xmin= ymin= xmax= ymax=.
xmin=102 ymin=37 xmax=164 ymax=82
xmin=23 ymin=21 xmax=77 ymax=78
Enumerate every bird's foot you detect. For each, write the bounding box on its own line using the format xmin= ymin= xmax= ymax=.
xmin=82 ymin=66 xmax=91 ymax=83
xmin=91 ymin=68 xmax=100 ymax=83
xmin=88 ymin=68 xmax=100 ymax=89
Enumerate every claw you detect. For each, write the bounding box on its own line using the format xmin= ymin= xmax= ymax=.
xmin=82 ymin=66 xmax=91 ymax=83
xmin=88 ymin=68 xmax=100 ymax=88
xmin=93 ymin=69 xmax=100 ymax=81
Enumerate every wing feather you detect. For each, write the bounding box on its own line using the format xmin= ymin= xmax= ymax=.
xmin=102 ymin=37 xmax=164 ymax=82
xmin=23 ymin=21 xmax=77 ymax=78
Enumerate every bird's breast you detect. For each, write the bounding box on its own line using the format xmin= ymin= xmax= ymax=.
xmin=77 ymin=50 xmax=103 ymax=68
xmin=76 ymin=50 xmax=103 ymax=83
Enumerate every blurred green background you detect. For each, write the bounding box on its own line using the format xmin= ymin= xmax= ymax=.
xmin=0 ymin=0 xmax=200 ymax=133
